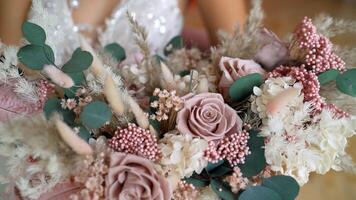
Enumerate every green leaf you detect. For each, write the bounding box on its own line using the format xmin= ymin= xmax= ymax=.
xmin=164 ymin=35 xmax=183 ymax=56
xmin=22 ymin=21 xmax=46 ymax=45
xmin=229 ymin=73 xmax=263 ymax=101
xmin=64 ymin=87 xmax=78 ymax=98
xmin=43 ymin=98 xmax=76 ymax=125
xmin=67 ymin=72 xmax=85 ymax=85
xmin=184 ymin=176 xmax=209 ymax=188
xmin=179 ymin=70 xmax=191 ymax=77
xmin=238 ymin=129 xmax=266 ymax=177
xmin=43 ymin=44 xmax=55 ymax=65
xmin=206 ymin=160 xmax=232 ymax=177
xmin=17 ymin=45 xmax=53 ymax=70
xmin=210 ymin=179 xmax=237 ymax=200
xmin=62 ymin=48 xmax=93 ymax=73
xmin=80 ymin=101 xmax=112 ymax=129
xmin=239 ymin=186 xmax=282 ymax=200
xmin=262 ymin=175 xmax=299 ymax=200
xmin=149 ymin=119 xmax=161 ymax=134
xmin=317 ymin=69 xmax=340 ymax=85
xmin=104 ymin=43 xmax=126 ymax=62
xmin=205 ymin=160 xmax=225 ymax=172
xmin=77 ymin=126 xmax=91 ymax=142
xmin=336 ymin=69 xmax=356 ymax=97
xmin=154 ymin=54 xmax=164 ymax=64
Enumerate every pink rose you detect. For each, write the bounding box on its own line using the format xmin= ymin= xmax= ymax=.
xmin=176 ymin=93 xmax=242 ymax=141
xmin=218 ymin=56 xmax=266 ymax=98
xmin=106 ymin=153 xmax=171 ymax=200
xmin=254 ymin=28 xmax=289 ymax=70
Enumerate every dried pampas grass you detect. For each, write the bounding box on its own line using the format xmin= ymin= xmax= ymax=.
xmin=0 ymin=114 xmax=81 ymax=199
xmin=218 ymin=0 xmax=264 ymax=58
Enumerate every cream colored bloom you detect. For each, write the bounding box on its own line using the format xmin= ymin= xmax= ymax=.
xmin=158 ymin=131 xmax=208 ymax=178
xmin=252 ymin=77 xmax=356 ymax=185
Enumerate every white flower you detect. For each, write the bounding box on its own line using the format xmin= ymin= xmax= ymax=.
xmin=251 ymin=77 xmax=304 ymax=122
xmin=158 ymin=131 xmax=208 ymax=178
xmin=252 ymin=76 xmax=356 ymax=185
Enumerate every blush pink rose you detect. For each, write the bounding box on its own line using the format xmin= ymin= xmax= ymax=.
xmin=218 ymin=56 xmax=266 ymax=98
xmin=106 ymin=153 xmax=171 ymax=200
xmin=176 ymin=93 xmax=242 ymax=141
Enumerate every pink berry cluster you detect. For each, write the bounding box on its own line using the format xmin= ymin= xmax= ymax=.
xmin=204 ymin=130 xmax=250 ymax=166
xmin=270 ymin=66 xmax=350 ymax=117
xmin=292 ymin=17 xmax=345 ymax=74
xmin=270 ymin=65 xmax=323 ymax=111
xmin=108 ymin=123 xmax=161 ymax=161
xmin=35 ymin=79 xmax=55 ymax=109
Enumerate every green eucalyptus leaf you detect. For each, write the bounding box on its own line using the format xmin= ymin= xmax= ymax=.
xmin=43 ymin=44 xmax=55 ymax=65
xmin=262 ymin=175 xmax=300 ymax=200
xmin=206 ymin=160 xmax=232 ymax=177
xmin=80 ymin=101 xmax=112 ymax=129
xmin=238 ymin=129 xmax=266 ymax=177
xmin=317 ymin=69 xmax=340 ymax=85
xmin=17 ymin=45 xmax=52 ymax=70
xmin=164 ymin=35 xmax=183 ymax=56
xmin=229 ymin=73 xmax=263 ymax=101
xmin=205 ymin=160 xmax=225 ymax=172
xmin=336 ymin=69 xmax=356 ymax=97
xmin=210 ymin=179 xmax=236 ymax=200
xmin=104 ymin=43 xmax=126 ymax=62
xmin=184 ymin=176 xmax=209 ymax=188
xmin=67 ymin=72 xmax=86 ymax=85
xmin=22 ymin=21 xmax=46 ymax=45
xmin=149 ymin=119 xmax=160 ymax=134
xmin=154 ymin=54 xmax=164 ymax=64
xmin=62 ymin=48 xmax=93 ymax=73
xmin=43 ymin=97 xmax=76 ymax=125
xmin=239 ymin=186 xmax=282 ymax=200
xmin=77 ymin=126 xmax=91 ymax=142
xmin=64 ymin=87 xmax=78 ymax=98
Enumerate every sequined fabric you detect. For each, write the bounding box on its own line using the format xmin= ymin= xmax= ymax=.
xmin=28 ymin=0 xmax=183 ymax=66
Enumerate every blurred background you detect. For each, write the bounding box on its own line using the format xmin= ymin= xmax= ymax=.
xmin=182 ymin=0 xmax=356 ymax=200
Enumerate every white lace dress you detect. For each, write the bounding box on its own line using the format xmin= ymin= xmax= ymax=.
xmin=28 ymin=0 xmax=183 ymax=65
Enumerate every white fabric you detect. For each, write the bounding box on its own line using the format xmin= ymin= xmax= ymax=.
xmin=28 ymin=0 xmax=183 ymax=65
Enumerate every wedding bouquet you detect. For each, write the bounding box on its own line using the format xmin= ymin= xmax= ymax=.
xmin=1 ymin=0 xmax=356 ymax=199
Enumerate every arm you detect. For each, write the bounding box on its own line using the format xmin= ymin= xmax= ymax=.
xmin=197 ymin=0 xmax=247 ymax=45
xmin=0 ymin=0 xmax=31 ymax=45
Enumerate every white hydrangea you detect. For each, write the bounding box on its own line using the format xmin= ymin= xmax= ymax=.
xmin=252 ymin=77 xmax=356 ymax=185
xmin=251 ymin=76 xmax=304 ymax=122
xmin=158 ymin=131 xmax=208 ymax=179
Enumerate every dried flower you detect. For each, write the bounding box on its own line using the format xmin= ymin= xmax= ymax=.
xmin=106 ymin=152 xmax=171 ymax=200
xmin=159 ymin=131 xmax=208 ymax=178
xmin=173 ymin=181 xmax=200 ymax=200
xmin=177 ymin=93 xmax=242 ymax=141
xmin=218 ymin=56 xmax=266 ymax=98
xmin=225 ymin=167 xmax=249 ymax=193
xmin=108 ymin=123 xmax=161 ymax=161
xmin=204 ymin=129 xmax=250 ymax=166
xmin=290 ymin=17 xmax=345 ymax=74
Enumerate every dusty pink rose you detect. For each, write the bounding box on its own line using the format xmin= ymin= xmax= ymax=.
xmin=254 ymin=28 xmax=289 ymax=70
xmin=218 ymin=56 xmax=266 ymax=98
xmin=176 ymin=93 xmax=242 ymax=141
xmin=106 ymin=153 xmax=171 ymax=200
